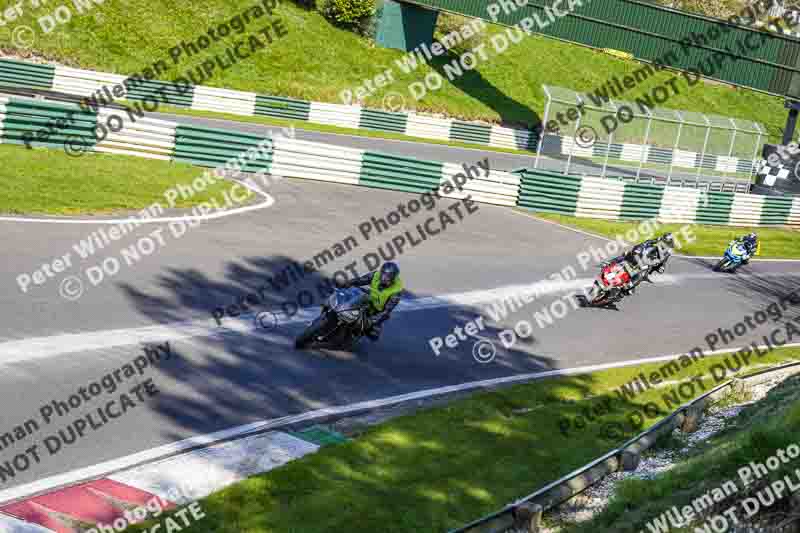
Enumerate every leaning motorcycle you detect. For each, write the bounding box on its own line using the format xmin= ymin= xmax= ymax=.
xmin=713 ymin=241 xmax=748 ymax=273
xmin=586 ymin=259 xmax=634 ymax=307
xmin=294 ymin=287 xmax=371 ymax=350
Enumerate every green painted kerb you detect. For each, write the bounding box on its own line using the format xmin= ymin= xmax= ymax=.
xmin=374 ymin=0 xmax=439 ymax=52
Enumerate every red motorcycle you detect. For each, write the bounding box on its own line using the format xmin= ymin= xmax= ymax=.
xmin=586 ymin=259 xmax=635 ymax=307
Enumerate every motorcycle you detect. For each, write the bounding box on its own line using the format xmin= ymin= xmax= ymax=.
xmin=586 ymin=258 xmax=634 ymax=307
xmin=713 ymin=241 xmax=749 ymax=273
xmin=294 ymin=286 xmax=371 ymax=350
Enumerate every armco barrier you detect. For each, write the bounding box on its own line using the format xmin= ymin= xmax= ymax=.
xmin=0 ymin=92 xmax=520 ymax=207
xmin=450 ymin=360 xmax=800 ymax=533
xmin=0 ymin=58 xmax=538 ymax=152
xmin=2 ymin=91 xmax=797 ymax=224
xmin=0 ymin=59 xmax=759 ymax=177
xmin=515 ymin=169 xmax=800 ymax=226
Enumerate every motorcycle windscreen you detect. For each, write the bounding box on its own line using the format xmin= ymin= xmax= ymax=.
xmin=333 ymin=288 xmax=368 ymax=313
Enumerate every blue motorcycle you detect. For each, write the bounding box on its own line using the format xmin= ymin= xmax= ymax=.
xmin=713 ymin=241 xmax=749 ymax=273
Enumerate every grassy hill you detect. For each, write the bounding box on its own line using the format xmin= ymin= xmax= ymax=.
xmin=0 ymin=0 xmax=787 ymax=142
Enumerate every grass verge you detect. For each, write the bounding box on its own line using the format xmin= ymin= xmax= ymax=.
xmin=567 ymin=371 xmax=800 ymax=533
xmin=529 ymin=212 xmax=800 ymax=259
xmin=123 ymin=347 xmax=800 ymax=533
xmin=2 ymin=2 xmax=786 ymax=143
xmin=0 ymin=144 xmax=249 ymax=214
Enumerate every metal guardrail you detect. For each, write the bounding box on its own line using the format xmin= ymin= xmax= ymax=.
xmin=449 ymin=359 xmax=800 ymax=533
xmin=603 ymin=173 xmax=753 ymax=194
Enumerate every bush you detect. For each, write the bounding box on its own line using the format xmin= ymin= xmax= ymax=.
xmin=289 ymin=0 xmax=317 ymax=9
xmin=321 ymin=0 xmax=376 ymax=35
xmin=435 ymin=13 xmax=485 ymax=52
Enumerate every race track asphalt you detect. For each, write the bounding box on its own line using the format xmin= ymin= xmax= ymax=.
xmin=0 ymin=130 xmax=794 ymax=494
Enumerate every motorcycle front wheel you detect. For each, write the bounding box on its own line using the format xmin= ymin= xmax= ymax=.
xmin=295 ymin=313 xmax=331 ymax=349
xmin=713 ymin=259 xmax=729 ymax=272
xmin=588 ymin=284 xmax=611 ymax=307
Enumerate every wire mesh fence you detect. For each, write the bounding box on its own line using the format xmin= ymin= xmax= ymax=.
xmin=535 ymin=85 xmax=765 ymax=192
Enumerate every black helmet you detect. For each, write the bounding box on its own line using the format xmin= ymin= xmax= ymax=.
xmin=378 ymin=262 xmax=399 ymax=289
xmin=747 ymin=232 xmax=757 ymax=241
xmin=660 ymin=233 xmax=676 ymax=248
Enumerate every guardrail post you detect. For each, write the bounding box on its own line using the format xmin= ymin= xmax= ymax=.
xmin=512 ymin=503 xmax=543 ymax=532
xmin=619 ymin=413 xmax=685 ymax=471
xmin=680 ymin=401 xmax=705 ymax=433
xmin=730 ymin=377 xmax=748 ymax=398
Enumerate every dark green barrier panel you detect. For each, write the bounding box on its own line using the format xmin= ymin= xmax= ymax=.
xmin=360 ymin=151 xmax=443 ymax=193
xmin=0 ymin=59 xmax=55 ymax=90
xmin=621 ymin=183 xmax=665 ymax=219
xmin=450 ymin=121 xmax=492 ymax=145
xmin=695 ymin=191 xmax=734 ymax=224
xmin=172 ymin=125 xmax=273 ymax=171
xmin=760 ymin=196 xmax=794 ymax=225
xmin=359 ymin=108 xmax=408 ymax=133
xmin=0 ymin=98 xmax=98 ymax=150
xmin=254 ymin=95 xmax=311 ymax=121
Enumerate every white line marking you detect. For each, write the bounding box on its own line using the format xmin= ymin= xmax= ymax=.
xmin=1 ymin=342 xmax=798 ymax=505
xmin=1 ymin=272 xmax=798 ymax=364
xmin=0 ymin=177 xmax=275 ymax=224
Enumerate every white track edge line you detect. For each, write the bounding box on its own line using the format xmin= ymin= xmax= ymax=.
xmin=0 ymin=177 xmax=275 ymax=224
xmin=2 ymin=341 xmax=799 ymax=505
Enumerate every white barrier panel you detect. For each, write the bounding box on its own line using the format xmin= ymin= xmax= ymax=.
xmin=191 ymin=86 xmax=257 ymax=117
xmin=658 ymin=187 xmax=700 ymax=223
xmin=729 ymin=193 xmax=765 ymax=225
xmin=52 ymin=66 xmax=128 ymax=99
xmin=576 ymin=177 xmax=624 ymax=218
xmin=673 ymin=150 xmax=697 ymax=169
xmin=308 ymin=102 xmax=362 ymax=129
xmin=715 ymin=156 xmax=738 ymax=173
xmin=489 ymin=124 xmax=535 ymax=151
xmin=561 ymin=137 xmax=594 ymax=158
xmin=271 ymin=137 xmax=362 ymax=185
xmin=404 ymin=114 xmax=451 ymax=141
xmin=621 ymin=144 xmax=649 ymax=163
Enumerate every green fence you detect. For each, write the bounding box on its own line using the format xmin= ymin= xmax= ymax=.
xmin=401 ymin=0 xmax=800 ymax=99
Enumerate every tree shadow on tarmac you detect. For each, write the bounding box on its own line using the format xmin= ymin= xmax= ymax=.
xmin=715 ymin=268 xmax=800 ymax=321
xmin=115 ymin=253 xmax=567 ymax=437
xmin=114 ymin=252 xmax=664 ymax=531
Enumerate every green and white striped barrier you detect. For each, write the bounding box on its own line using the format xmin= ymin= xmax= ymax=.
xmin=0 ymin=58 xmax=758 ymax=176
xmin=0 ymin=58 xmax=538 ymax=152
xmin=2 ymin=91 xmax=796 ymax=226
xmin=546 ymin=136 xmax=757 ymax=175
xmin=515 ymin=169 xmax=800 ymax=226
xmin=0 ymin=93 xmax=520 ymax=207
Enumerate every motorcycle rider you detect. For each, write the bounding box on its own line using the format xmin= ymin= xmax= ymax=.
xmin=731 ymin=232 xmax=758 ymax=264
xmin=338 ymin=262 xmax=403 ymax=340
xmin=621 ymin=233 xmax=676 ymax=287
